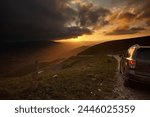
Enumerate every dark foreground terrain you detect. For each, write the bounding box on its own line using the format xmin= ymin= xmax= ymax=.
xmin=1 ymin=54 xmax=149 ymax=100
xmin=0 ymin=36 xmax=150 ymax=100
xmin=0 ymin=56 xmax=118 ymax=99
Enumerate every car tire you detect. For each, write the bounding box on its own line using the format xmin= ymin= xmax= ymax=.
xmin=123 ymin=78 xmax=130 ymax=87
xmin=119 ymin=60 xmax=123 ymax=74
xmin=119 ymin=66 xmax=122 ymax=74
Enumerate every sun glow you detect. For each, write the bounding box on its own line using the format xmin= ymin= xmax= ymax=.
xmin=54 ymin=34 xmax=109 ymax=43
xmin=54 ymin=30 xmax=150 ymax=44
xmin=54 ymin=36 xmax=86 ymax=43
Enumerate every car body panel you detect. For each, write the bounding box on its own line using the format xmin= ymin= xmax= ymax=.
xmin=135 ymin=59 xmax=150 ymax=77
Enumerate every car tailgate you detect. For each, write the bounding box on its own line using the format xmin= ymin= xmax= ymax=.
xmin=135 ymin=59 xmax=150 ymax=77
xmin=135 ymin=48 xmax=150 ymax=77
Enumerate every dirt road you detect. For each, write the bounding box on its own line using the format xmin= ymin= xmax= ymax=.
xmin=113 ymin=55 xmax=150 ymax=100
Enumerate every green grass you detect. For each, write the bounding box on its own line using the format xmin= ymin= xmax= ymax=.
xmin=0 ymin=56 xmax=118 ymax=100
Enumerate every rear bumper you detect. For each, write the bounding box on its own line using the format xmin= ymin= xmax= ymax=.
xmin=127 ymin=70 xmax=150 ymax=84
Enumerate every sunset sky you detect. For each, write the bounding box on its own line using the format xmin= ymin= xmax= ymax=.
xmin=1 ymin=0 xmax=150 ymax=42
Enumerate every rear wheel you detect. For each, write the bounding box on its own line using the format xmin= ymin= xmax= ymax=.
xmin=123 ymin=78 xmax=130 ymax=87
xmin=119 ymin=59 xmax=123 ymax=73
xmin=122 ymin=66 xmax=131 ymax=87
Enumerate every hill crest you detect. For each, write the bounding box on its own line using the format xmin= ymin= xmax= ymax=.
xmin=79 ymin=36 xmax=150 ymax=55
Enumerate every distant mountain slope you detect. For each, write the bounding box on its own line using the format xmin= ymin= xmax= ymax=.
xmin=79 ymin=36 xmax=150 ymax=55
xmin=69 ymin=46 xmax=89 ymax=55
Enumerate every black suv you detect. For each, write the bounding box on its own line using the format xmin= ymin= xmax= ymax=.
xmin=120 ymin=44 xmax=150 ymax=87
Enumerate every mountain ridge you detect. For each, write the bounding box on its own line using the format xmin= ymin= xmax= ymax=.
xmin=79 ymin=36 xmax=150 ymax=55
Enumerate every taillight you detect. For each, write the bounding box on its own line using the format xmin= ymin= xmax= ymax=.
xmin=128 ymin=59 xmax=136 ymax=69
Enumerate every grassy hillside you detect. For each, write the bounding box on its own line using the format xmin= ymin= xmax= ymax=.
xmin=79 ymin=36 xmax=150 ymax=55
xmin=0 ymin=56 xmax=118 ymax=100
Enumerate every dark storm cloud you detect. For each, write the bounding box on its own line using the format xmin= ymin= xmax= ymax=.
xmin=137 ymin=2 xmax=150 ymax=25
xmin=127 ymin=0 xmax=149 ymax=6
xmin=147 ymin=20 xmax=150 ymax=26
xmin=58 ymin=26 xmax=92 ymax=39
xmin=127 ymin=0 xmax=150 ymax=19
xmin=106 ymin=27 xmax=145 ymax=35
xmin=77 ymin=3 xmax=111 ymax=28
xmin=104 ymin=0 xmax=150 ymax=36
xmin=111 ymin=0 xmax=150 ymax=24
xmin=0 ymin=0 xmax=92 ymax=41
xmin=118 ymin=12 xmax=137 ymax=20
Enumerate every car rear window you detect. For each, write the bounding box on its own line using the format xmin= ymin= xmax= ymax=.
xmin=136 ymin=48 xmax=150 ymax=60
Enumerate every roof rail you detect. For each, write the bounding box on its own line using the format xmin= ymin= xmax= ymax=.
xmin=131 ymin=44 xmax=140 ymax=48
